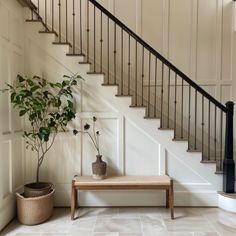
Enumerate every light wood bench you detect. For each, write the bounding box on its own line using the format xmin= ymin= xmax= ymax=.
xmin=71 ymin=175 xmax=174 ymax=220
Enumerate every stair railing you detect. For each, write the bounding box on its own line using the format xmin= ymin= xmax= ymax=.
xmin=23 ymin=0 xmax=234 ymax=193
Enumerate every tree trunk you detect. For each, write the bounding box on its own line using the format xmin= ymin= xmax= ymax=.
xmin=36 ymin=162 xmax=40 ymax=183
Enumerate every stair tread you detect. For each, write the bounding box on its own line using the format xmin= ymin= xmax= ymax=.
xmin=158 ymin=127 xmax=173 ymax=131
xmin=187 ymin=149 xmax=202 ymax=153
xmin=87 ymin=72 xmax=105 ymax=75
xmin=172 ymin=138 xmax=188 ymax=141
xmin=144 ymin=116 xmax=160 ymax=119
xmin=115 ymin=94 xmax=132 ymax=97
xmin=79 ymin=61 xmax=92 ymax=65
xmin=102 ymin=83 xmax=119 ymax=86
xmin=39 ymin=30 xmax=58 ymax=36
xmin=66 ymin=53 xmax=85 ymax=57
xmin=201 ymin=160 xmax=217 ymax=163
xmin=26 ymin=19 xmax=42 ymax=22
xmin=130 ymin=105 xmax=146 ymax=108
xmin=52 ymin=42 xmax=72 ymax=47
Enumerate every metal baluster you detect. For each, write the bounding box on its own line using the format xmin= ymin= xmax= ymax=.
xmin=80 ymin=0 xmax=83 ymax=54
xmin=128 ymin=35 xmax=131 ymax=95
xmin=100 ymin=11 xmax=103 ymax=72
xmin=107 ymin=17 xmax=110 ymax=83
xmin=121 ymin=29 xmax=123 ymax=94
xmin=194 ymin=90 xmax=197 ymax=150
xmin=214 ymin=105 xmax=217 ymax=161
xmin=181 ymin=79 xmax=184 ymax=138
xmin=220 ymin=110 xmax=223 ymax=170
xmin=45 ymin=0 xmax=47 ymax=26
xmin=202 ymin=95 xmax=204 ymax=160
xmin=52 ymin=0 xmax=54 ymax=32
xmin=31 ymin=9 xmax=34 ymax=20
xmin=135 ymin=40 xmax=138 ymax=106
xmin=188 ymin=85 xmax=191 ymax=149
xmin=72 ymin=0 xmax=75 ymax=52
xmin=160 ymin=63 xmax=164 ymax=128
xmin=86 ymin=0 xmax=90 ymax=62
xmin=208 ymin=101 xmax=211 ymax=160
xmin=148 ymin=52 xmax=151 ymax=116
xmin=141 ymin=46 xmax=144 ymax=106
xmin=58 ymin=0 xmax=61 ymax=42
xmin=38 ymin=0 xmax=39 ymax=15
xmin=93 ymin=4 xmax=96 ymax=72
xmin=174 ymin=73 xmax=177 ymax=139
xmin=66 ymin=0 xmax=68 ymax=42
xmin=167 ymin=68 xmax=170 ymax=128
xmin=154 ymin=58 xmax=157 ymax=117
xmin=114 ymin=23 xmax=117 ymax=84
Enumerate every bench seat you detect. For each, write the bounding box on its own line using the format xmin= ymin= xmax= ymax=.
xmin=71 ymin=175 xmax=174 ymax=220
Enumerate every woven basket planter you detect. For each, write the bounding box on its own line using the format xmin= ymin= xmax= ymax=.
xmin=16 ymin=189 xmax=55 ymax=225
xmin=24 ymin=182 xmax=54 ymax=198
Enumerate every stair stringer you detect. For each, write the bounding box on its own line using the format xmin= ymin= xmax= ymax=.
xmin=24 ymin=19 xmax=223 ymax=206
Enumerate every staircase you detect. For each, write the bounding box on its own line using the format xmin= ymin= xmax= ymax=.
xmin=20 ymin=0 xmax=235 ymax=193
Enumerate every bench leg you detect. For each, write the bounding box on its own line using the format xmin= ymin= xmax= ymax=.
xmin=166 ymin=189 xmax=169 ymax=208
xmin=71 ymin=180 xmax=77 ymax=220
xmin=169 ymin=179 xmax=174 ymax=219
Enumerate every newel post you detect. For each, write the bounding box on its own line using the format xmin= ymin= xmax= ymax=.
xmin=223 ymin=101 xmax=235 ymax=193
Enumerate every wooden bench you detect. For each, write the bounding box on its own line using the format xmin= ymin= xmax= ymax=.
xmin=71 ymin=175 xmax=174 ymax=220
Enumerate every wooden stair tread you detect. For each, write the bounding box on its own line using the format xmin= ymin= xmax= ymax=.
xmin=66 ymin=53 xmax=85 ymax=57
xmin=87 ymin=72 xmax=105 ymax=75
xmin=172 ymin=138 xmax=188 ymax=141
xmin=52 ymin=42 xmax=72 ymax=47
xmin=39 ymin=30 xmax=58 ymax=36
xmin=102 ymin=83 xmax=119 ymax=86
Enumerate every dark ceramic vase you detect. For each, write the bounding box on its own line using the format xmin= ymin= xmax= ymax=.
xmin=92 ymin=155 xmax=107 ymax=180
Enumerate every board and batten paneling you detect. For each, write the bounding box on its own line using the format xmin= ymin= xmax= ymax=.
xmin=0 ymin=0 xmax=25 ymax=231
xmin=97 ymin=0 xmax=233 ymax=104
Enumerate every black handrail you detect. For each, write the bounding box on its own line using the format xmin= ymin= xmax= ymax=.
xmin=88 ymin=0 xmax=227 ymax=113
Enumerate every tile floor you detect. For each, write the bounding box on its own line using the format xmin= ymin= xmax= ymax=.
xmin=1 ymin=207 xmax=236 ymax=236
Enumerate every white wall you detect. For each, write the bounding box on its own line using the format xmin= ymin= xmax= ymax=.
xmin=0 ymin=0 xmax=25 ymax=231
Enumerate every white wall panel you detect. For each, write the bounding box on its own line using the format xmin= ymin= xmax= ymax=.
xmin=220 ymin=85 xmax=232 ymax=103
xmin=114 ymin=0 xmax=137 ymax=32
xmin=0 ymin=3 xmax=9 ymax=40
xmin=0 ymin=0 xmax=25 ymax=230
xmin=40 ymin=133 xmax=81 ymax=183
xmin=196 ymin=0 xmax=218 ymax=81
xmin=166 ymin=151 xmax=208 ymax=183
xmin=0 ymin=41 xmax=11 ymax=134
xmin=0 ymin=141 xmax=11 ymax=199
xmin=141 ymin=0 xmax=164 ymax=53
xmin=125 ymin=119 xmax=160 ymax=175
xmin=169 ymin=0 xmax=192 ymax=75
xmin=12 ymin=138 xmax=24 ymax=190
xmin=11 ymin=51 xmax=23 ymax=132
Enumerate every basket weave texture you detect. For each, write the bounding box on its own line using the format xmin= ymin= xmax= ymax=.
xmin=16 ymin=189 xmax=55 ymax=225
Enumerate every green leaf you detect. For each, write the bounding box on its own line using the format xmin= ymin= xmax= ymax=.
xmin=27 ymin=79 xmax=34 ymax=86
xmin=19 ymin=110 xmax=27 ymax=116
xmin=6 ymin=83 xmax=13 ymax=89
xmin=55 ymin=83 xmax=62 ymax=88
xmin=10 ymin=92 xmax=16 ymax=102
xmin=17 ymin=74 xmax=25 ymax=83
xmin=63 ymin=75 xmax=71 ymax=78
xmin=62 ymin=80 xmax=70 ymax=87
xmin=30 ymin=85 xmax=40 ymax=92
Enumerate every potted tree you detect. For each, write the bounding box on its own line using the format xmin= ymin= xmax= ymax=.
xmin=3 ymin=73 xmax=81 ymax=224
